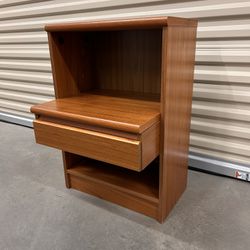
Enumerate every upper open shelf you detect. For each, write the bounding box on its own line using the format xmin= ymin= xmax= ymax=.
xmin=48 ymin=27 xmax=163 ymax=99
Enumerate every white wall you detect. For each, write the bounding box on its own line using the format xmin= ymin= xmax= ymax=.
xmin=0 ymin=0 xmax=249 ymax=178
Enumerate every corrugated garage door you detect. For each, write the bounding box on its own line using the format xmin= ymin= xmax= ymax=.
xmin=0 ymin=0 xmax=249 ymax=180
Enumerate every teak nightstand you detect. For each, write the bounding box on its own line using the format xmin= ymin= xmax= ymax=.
xmin=31 ymin=17 xmax=197 ymax=223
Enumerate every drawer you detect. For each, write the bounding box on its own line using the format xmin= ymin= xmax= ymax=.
xmin=33 ymin=119 xmax=159 ymax=171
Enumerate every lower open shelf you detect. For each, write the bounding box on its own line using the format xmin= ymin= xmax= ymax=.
xmin=66 ymin=156 xmax=160 ymax=219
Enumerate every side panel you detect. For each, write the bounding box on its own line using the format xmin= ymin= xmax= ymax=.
xmin=159 ymin=25 xmax=197 ymax=222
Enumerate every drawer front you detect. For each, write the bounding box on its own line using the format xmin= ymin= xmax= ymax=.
xmin=33 ymin=120 xmax=141 ymax=171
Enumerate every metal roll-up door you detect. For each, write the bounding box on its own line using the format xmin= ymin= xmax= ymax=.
xmin=0 ymin=0 xmax=249 ymax=180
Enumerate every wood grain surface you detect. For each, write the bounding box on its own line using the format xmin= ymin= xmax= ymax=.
xmin=33 ymin=119 xmax=142 ymax=171
xmin=67 ymin=157 xmax=159 ymax=218
xmin=45 ymin=16 xmax=197 ymax=31
xmin=158 ymin=25 xmax=197 ymax=222
xmin=92 ymin=30 xmax=162 ymax=94
xmin=31 ymin=92 xmax=160 ymax=134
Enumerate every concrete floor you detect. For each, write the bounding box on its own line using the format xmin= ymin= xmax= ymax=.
xmin=0 ymin=121 xmax=250 ymax=250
